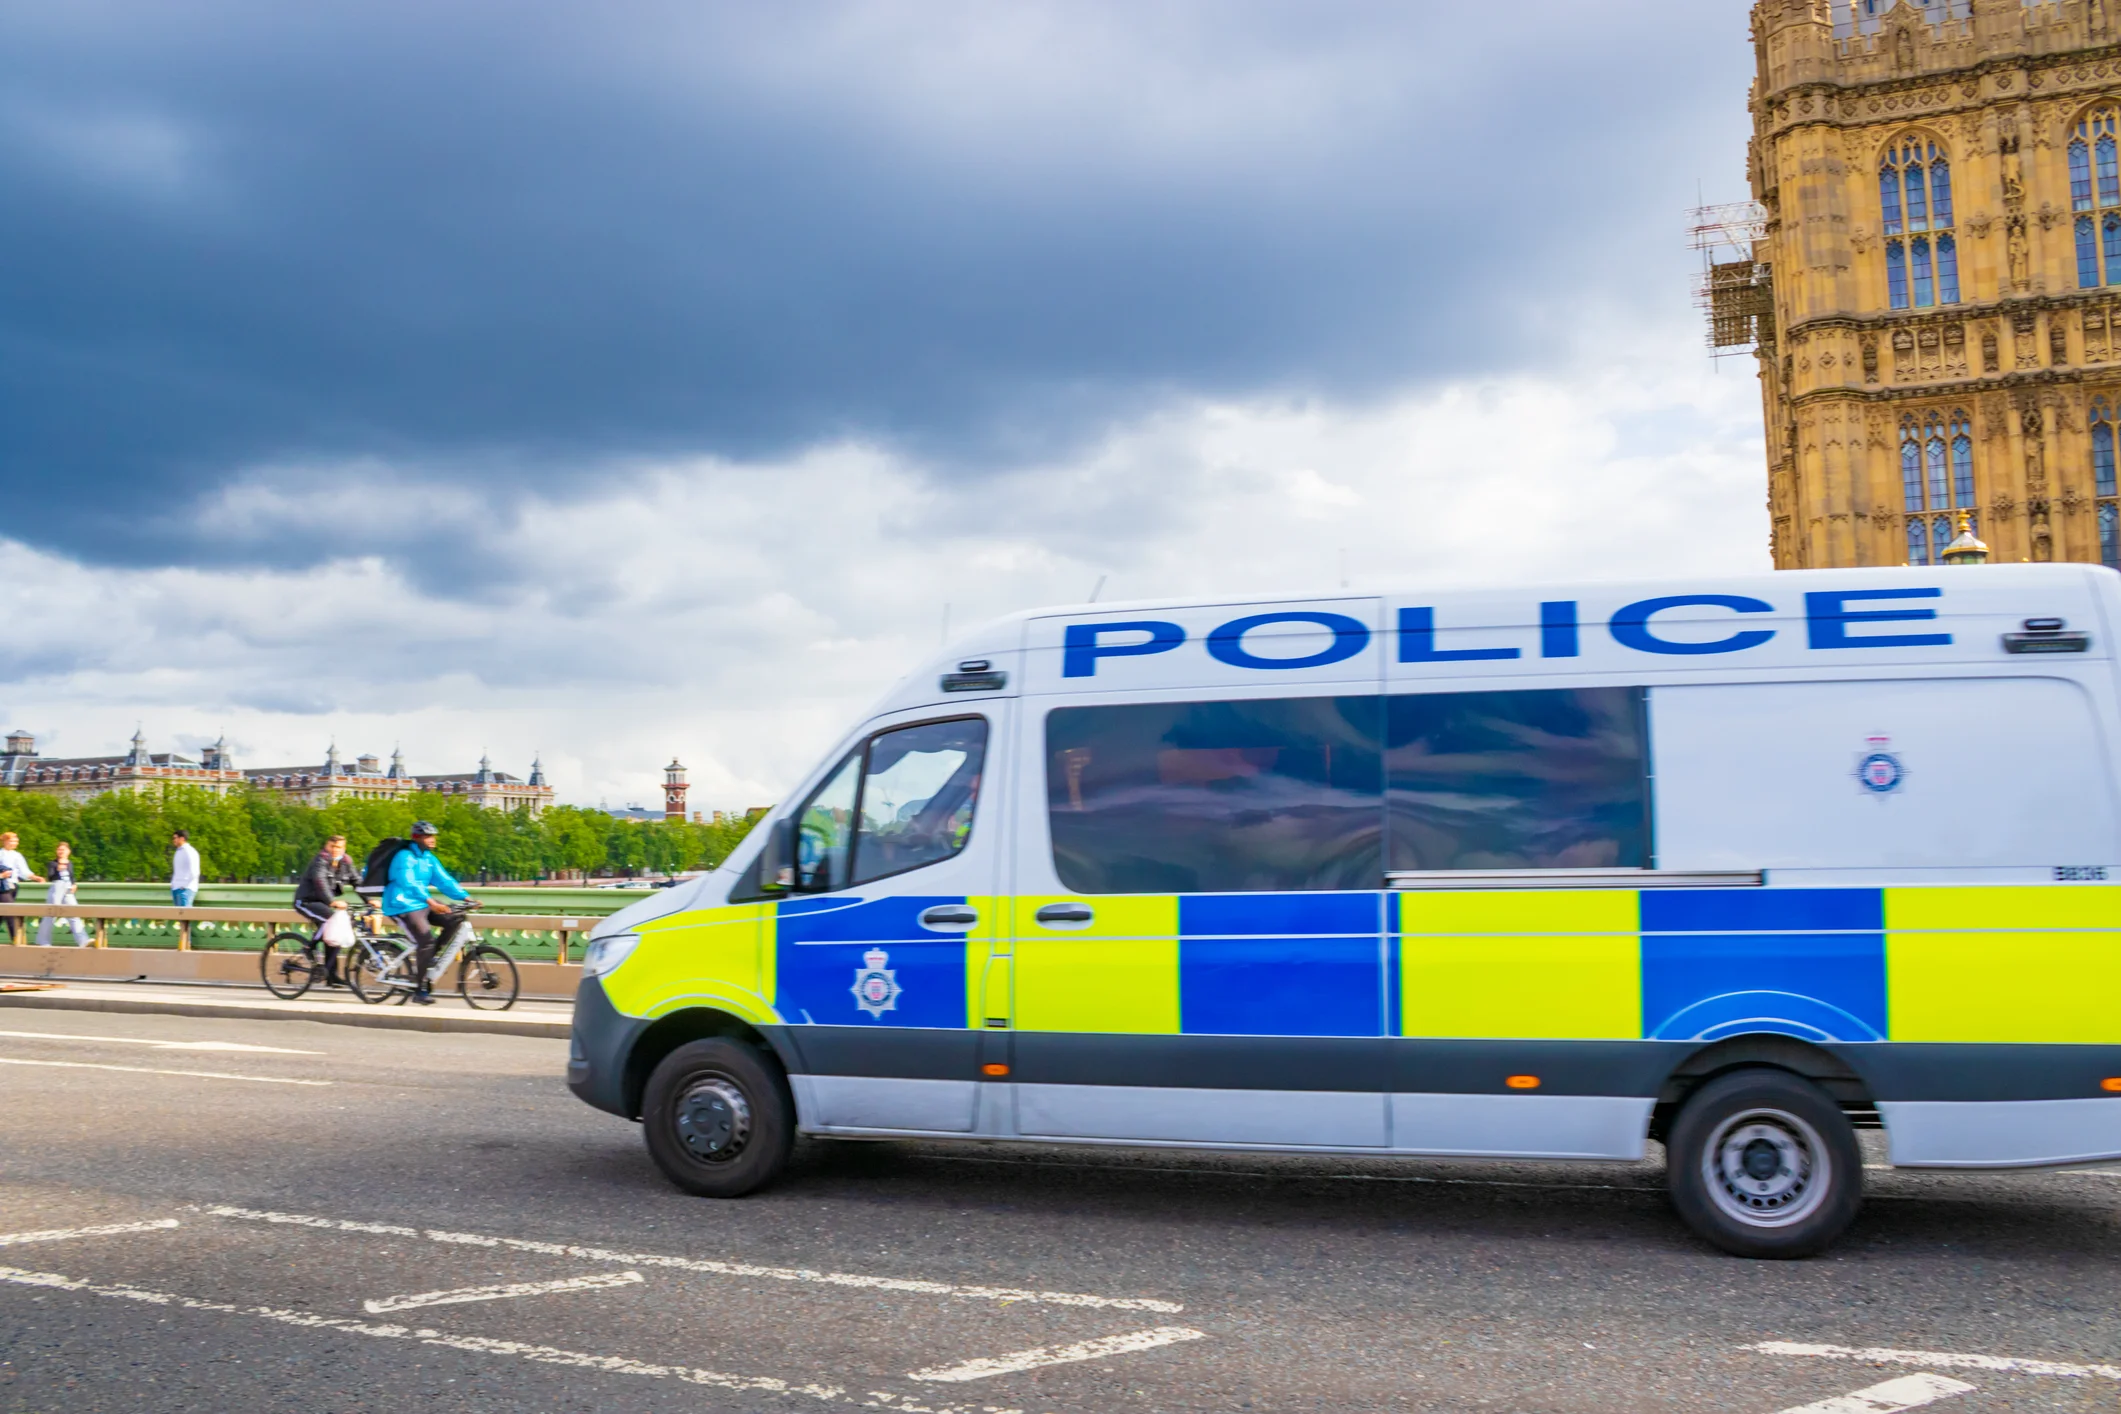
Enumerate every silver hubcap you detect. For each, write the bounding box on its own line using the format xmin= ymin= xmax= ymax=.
xmin=675 ymin=1078 xmax=751 ymax=1164
xmin=1702 ymin=1106 xmax=1831 ymax=1228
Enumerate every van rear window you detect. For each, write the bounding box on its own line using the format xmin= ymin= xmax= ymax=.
xmin=1045 ymin=688 xmax=1649 ymax=892
xmin=1386 ymin=688 xmax=1648 ymax=872
xmin=1047 ymin=697 xmax=1383 ymax=894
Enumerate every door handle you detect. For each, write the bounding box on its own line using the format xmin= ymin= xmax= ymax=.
xmin=920 ymin=904 xmax=978 ymax=928
xmin=1034 ymin=903 xmax=1094 ymax=925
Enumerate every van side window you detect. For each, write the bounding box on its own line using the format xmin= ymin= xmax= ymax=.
xmin=1386 ymin=688 xmax=1649 ymax=872
xmin=1046 ymin=697 xmax=1383 ymax=894
xmin=795 ymin=749 xmax=863 ymax=893
xmin=850 ymin=718 xmax=988 ymax=886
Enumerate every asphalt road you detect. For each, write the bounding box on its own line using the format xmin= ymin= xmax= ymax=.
xmin=1 ymin=1008 xmax=2118 ymax=1414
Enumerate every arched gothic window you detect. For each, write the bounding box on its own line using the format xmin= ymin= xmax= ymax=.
xmin=2097 ymin=400 xmax=2121 ymax=569
xmin=2073 ymin=109 xmax=2121 ymax=288
xmin=1901 ymin=410 xmax=1977 ymax=564
xmin=1882 ymin=135 xmax=1956 ymax=310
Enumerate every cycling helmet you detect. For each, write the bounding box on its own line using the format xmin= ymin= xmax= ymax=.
xmin=409 ymin=820 xmax=439 ymax=837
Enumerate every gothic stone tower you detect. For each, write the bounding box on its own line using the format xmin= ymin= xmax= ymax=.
xmin=1751 ymin=0 xmax=2121 ymax=568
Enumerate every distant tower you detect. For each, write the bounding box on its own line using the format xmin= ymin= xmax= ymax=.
xmin=202 ymin=735 xmax=233 ymax=771
xmin=663 ymin=759 xmax=690 ymax=822
xmin=475 ymin=752 xmax=494 ymax=784
xmin=5 ymin=731 xmax=35 ymax=758
xmin=528 ymin=755 xmax=547 ymax=788
xmin=388 ymin=746 xmax=406 ymax=780
xmin=126 ymin=728 xmax=149 ymax=766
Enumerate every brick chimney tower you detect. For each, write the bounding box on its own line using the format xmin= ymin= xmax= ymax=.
xmin=663 ymin=759 xmax=690 ymax=822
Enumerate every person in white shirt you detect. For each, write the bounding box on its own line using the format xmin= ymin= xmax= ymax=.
xmin=35 ymin=842 xmax=87 ymax=947
xmin=0 ymin=831 xmax=42 ymax=944
xmin=170 ymin=830 xmax=201 ymax=908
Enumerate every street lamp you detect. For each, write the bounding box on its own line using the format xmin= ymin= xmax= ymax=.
xmin=1940 ymin=511 xmax=1990 ymax=566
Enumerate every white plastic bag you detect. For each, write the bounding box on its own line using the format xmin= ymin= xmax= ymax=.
xmin=318 ymin=909 xmax=354 ymax=946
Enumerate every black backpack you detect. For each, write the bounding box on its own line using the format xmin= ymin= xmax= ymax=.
xmin=360 ymin=837 xmax=410 ymax=892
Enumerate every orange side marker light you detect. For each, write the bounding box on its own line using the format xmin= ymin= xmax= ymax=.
xmin=2101 ymin=1077 xmax=2121 ymax=1093
xmin=1506 ymin=1075 xmax=1541 ymax=1090
xmin=982 ymin=1063 xmax=1010 ymax=1077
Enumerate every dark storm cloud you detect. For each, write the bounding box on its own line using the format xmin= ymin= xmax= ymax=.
xmin=0 ymin=0 xmax=1754 ymax=569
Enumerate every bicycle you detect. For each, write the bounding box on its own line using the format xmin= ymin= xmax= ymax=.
xmin=259 ymin=904 xmax=398 ymax=1000
xmin=348 ymin=900 xmax=519 ymax=1011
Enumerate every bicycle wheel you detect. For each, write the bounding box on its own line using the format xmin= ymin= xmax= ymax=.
xmin=259 ymin=933 xmax=319 ymax=1000
xmin=457 ymin=944 xmax=519 ymax=1011
xmin=349 ymin=940 xmax=410 ymax=1005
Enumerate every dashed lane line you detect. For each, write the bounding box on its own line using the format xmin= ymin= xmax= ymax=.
xmin=204 ymin=1204 xmax=1184 ymax=1313
xmin=1773 ymin=1373 xmax=1975 ymax=1414
xmin=366 ymin=1271 xmax=645 ymax=1314
xmin=908 ymin=1327 xmax=1207 ymax=1383
xmin=0 ymin=1056 xmax=329 ymax=1085
xmin=0 ymin=1028 xmax=320 ymax=1055
xmin=0 ymin=1219 xmax=181 ymax=1247
xmin=1755 ymin=1341 xmax=2121 ymax=1381
xmin=0 ymin=1263 xmax=1022 ymax=1414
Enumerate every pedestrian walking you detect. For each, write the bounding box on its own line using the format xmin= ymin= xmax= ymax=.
xmin=35 ymin=842 xmax=87 ymax=947
xmin=0 ymin=831 xmax=42 ymax=944
xmin=170 ymin=829 xmax=201 ymax=908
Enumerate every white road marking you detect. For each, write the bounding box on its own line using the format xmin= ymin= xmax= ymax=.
xmin=908 ymin=1327 xmax=1207 ymax=1383
xmin=0 ymin=1029 xmax=319 ymax=1055
xmin=0 ymin=1263 xmax=1019 ymax=1413
xmin=1772 ymin=1373 xmax=1975 ymax=1414
xmin=0 ymin=1219 xmax=180 ymax=1247
xmin=365 ymin=1270 xmax=644 ymax=1314
xmin=1755 ymin=1341 xmax=2121 ymax=1381
xmin=204 ymin=1204 xmax=1182 ymax=1313
xmin=0 ymin=1057 xmax=328 ymax=1086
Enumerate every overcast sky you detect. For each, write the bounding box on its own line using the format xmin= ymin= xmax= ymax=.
xmin=0 ymin=0 xmax=1767 ymax=810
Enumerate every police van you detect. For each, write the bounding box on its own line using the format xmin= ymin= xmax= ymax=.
xmin=567 ymin=563 xmax=2121 ymax=1257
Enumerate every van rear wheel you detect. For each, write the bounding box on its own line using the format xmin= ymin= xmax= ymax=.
xmin=1667 ymin=1068 xmax=1862 ymax=1259
xmin=641 ymin=1039 xmax=794 ymax=1198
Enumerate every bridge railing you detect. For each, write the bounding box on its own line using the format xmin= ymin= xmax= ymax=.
xmin=0 ymin=903 xmax=601 ymax=962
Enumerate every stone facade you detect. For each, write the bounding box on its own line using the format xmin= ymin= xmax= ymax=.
xmin=0 ymin=733 xmax=552 ymax=815
xmin=1748 ymin=0 xmax=2121 ymax=568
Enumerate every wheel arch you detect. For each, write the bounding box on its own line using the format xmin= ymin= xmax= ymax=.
xmin=1648 ymin=1034 xmax=1878 ymax=1143
xmin=623 ymin=1007 xmax=791 ymax=1120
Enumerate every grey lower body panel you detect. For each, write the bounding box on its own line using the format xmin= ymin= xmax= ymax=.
xmin=1878 ymin=1098 xmax=2121 ymax=1169
xmin=794 ymin=1079 xmax=1652 ymax=1160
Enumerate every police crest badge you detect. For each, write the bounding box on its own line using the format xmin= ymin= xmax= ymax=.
xmin=851 ymin=949 xmax=901 ymax=1019
xmin=1854 ymin=733 xmax=1906 ymax=796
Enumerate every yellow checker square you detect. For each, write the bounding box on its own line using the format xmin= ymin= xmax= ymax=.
xmin=608 ymin=904 xmax=769 ymax=1021
xmin=960 ymin=895 xmax=1003 ymax=1029
xmin=1013 ymin=893 xmax=1179 ymax=1035
xmin=1398 ymin=890 xmax=1641 ymax=1041
xmin=1887 ymin=886 xmax=2121 ymax=1044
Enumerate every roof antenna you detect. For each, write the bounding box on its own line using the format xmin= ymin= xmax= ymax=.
xmin=1088 ymin=574 xmax=1107 ymax=604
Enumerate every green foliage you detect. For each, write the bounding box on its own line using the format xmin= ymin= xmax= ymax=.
xmin=0 ymin=785 xmax=765 ymax=883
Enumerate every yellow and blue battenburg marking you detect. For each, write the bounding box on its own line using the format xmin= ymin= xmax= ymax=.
xmin=605 ymin=886 xmax=2121 ymax=1047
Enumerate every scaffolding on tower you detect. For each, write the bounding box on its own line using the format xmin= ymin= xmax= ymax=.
xmin=1689 ymin=200 xmax=1772 ymax=357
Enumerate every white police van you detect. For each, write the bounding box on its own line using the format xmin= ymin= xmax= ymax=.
xmin=570 ymin=564 xmax=2121 ymax=1257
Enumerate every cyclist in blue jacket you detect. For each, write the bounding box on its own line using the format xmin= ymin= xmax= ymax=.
xmin=384 ymin=821 xmax=470 ymax=1005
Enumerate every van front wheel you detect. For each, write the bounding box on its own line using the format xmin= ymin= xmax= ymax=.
xmin=1667 ymin=1068 xmax=1862 ymax=1259
xmin=641 ymin=1039 xmax=794 ymax=1198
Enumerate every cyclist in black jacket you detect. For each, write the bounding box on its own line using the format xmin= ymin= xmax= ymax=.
xmin=294 ymin=836 xmax=360 ymax=987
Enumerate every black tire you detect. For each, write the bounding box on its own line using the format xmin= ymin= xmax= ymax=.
xmin=349 ymin=941 xmax=409 ymax=1006
xmin=1667 ymin=1068 xmax=1863 ymax=1259
xmin=641 ymin=1038 xmax=795 ymax=1198
xmin=457 ymin=944 xmax=519 ymax=1011
xmin=259 ymin=933 xmax=318 ymax=999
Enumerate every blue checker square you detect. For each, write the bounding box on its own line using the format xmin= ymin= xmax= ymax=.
xmin=774 ymin=896 xmax=968 ymax=1029
xmin=1640 ymin=889 xmax=1886 ymax=1043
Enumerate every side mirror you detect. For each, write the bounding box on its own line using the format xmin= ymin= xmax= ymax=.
xmin=761 ymin=818 xmax=795 ymax=892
